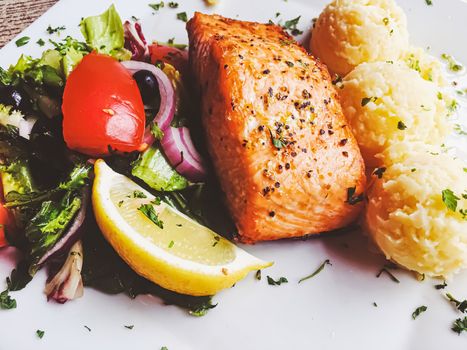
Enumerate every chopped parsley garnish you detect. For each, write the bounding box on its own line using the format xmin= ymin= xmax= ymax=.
xmin=441 ymin=53 xmax=463 ymax=72
xmin=454 ymin=124 xmax=467 ymax=136
xmin=164 ymin=38 xmax=188 ymax=49
xmin=269 ymin=129 xmax=287 ymax=150
xmin=149 ymin=2 xmax=165 ymax=11
xmin=168 ymin=2 xmax=179 ymax=8
xmin=373 ymin=302 xmax=378 ymax=307
xmin=46 ymin=25 xmax=66 ymax=35
xmin=361 ymin=96 xmax=377 ymax=106
xmin=448 ymin=99 xmax=459 ymax=114
xmin=161 ymin=347 xmax=169 ymax=350
xmin=446 ymin=293 xmax=467 ymax=313
xmin=425 ymin=0 xmax=433 ymax=5
xmin=36 ymin=330 xmax=45 ymax=339
xmin=15 ymin=36 xmax=30 ymax=47
xmin=412 ymin=306 xmax=427 ymax=320
xmin=151 ymin=197 xmax=162 ymax=206
xmin=212 ymin=236 xmax=220 ymax=247
xmin=346 ymin=186 xmax=364 ymax=205
xmin=298 ymin=259 xmax=331 ymax=283
xmin=131 ymin=16 xmax=140 ymax=21
xmin=283 ymin=16 xmax=303 ymax=36
xmin=177 ymin=12 xmax=188 ymax=22
xmin=376 ymin=267 xmax=400 ymax=283
xmin=138 ymin=204 xmax=164 ymax=228
xmin=168 ymin=240 xmax=175 ymax=248
xmin=435 ymin=281 xmax=447 ymax=289
xmin=397 ymin=121 xmax=407 ymax=130
xmin=0 ymin=288 xmax=17 ymax=309
xmin=188 ymin=302 xmax=217 ymax=317
xmin=442 ymin=189 xmax=460 ymax=212
xmin=84 ymin=325 xmax=91 ymax=332
xmin=255 ymin=270 xmax=262 ymax=280
xmin=118 ymin=200 xmax=124 ymax=207
xmin=36 ymin=38 xmax=45 ymax=46
xmin=124 ymin=325 xmax=134 ymax=330
xmin=133 ymin=190 xmax=147 ymax=198
xmin=452 ymin=317 xmax=467 ymax=334
xmin=373 ymin=167 xmax=386 ymax=179
xmin=267 ymin=276 xmax=288 ymax=286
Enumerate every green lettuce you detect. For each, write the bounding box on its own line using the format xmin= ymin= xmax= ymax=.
xmin=131 ymin=146 xmax=188 ymax=192
xmin=80 ymin=4 xmax=131 ymax=60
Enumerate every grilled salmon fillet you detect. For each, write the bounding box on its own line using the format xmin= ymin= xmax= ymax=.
xmin=187 ymin=13 xmax=366 ymax=243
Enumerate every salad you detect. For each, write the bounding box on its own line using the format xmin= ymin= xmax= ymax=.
xmin=0 ymin=4 xmax=270 ymax=315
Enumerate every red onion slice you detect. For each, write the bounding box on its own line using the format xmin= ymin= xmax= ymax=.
xmin=161 ymin=126 xmax=206 ymax=182
xmin=121 ymin=60 xmax=176 ymax=133
xmin=123 ymin=21 xmax=149 ymax=61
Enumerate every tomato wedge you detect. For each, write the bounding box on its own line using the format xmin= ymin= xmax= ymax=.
xmin=149 ymin=44 xmax=189 ymax=76
xmin=62 ymin=53 xmax=146 ymax=156
xmin=0 ymin=203 xmax=13 ymax=247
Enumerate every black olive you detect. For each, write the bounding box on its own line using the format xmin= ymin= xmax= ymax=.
xmin=133 ymin=70 xmax=160 ymax=106
xmin=0 ymin=85 xmax=32 ymax=111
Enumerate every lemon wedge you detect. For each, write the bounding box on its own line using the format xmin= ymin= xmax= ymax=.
xmin=92 ymin=159 xmax=272 ymax=296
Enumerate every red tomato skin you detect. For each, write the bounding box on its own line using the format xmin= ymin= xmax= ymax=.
xmin=0 ymin=203 xmax=13 ymax=247
xmin=62 ymin=53 xmax=145 ymax=156
xmin=149 ymin=44 xmax=189 ymax=75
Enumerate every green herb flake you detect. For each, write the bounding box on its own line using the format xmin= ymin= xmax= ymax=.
xmin=36 ymin=330 xmax=45 ymax=339
xmin=149 ymin=2 xmax=165 ymax=11
xmin=373 ymin=167 xmax=386 ymax=179
xmin=412 ymin=305 xmax=428 ymax=320
xmin=437 ymin=92 xmax=443 ymax=100
xmin=452 ymin=317 xmax=467 ymax=334
xmin=188 ymin=302 xmax=217 ymax=317
xmin=255 ymin=270 xmax=262 ymax=280
xmin=446 ymin=293 xmax=467 ymax=313
xmin=267 ymin=276 xmax=288 ymax=286
xmin=118 ymin=200 xmax=124 ymax=207
xmin=425 ymin=0 xmax=433 ymax=5
xmin=435 ymin=281 xmax=447 ymax=289
xmin=151 ymin=197 xmax=162 ymax=206
xmin=346 ymin=186 xmax=364 ymax=205
xmin=36 ymin=38 xmax=45 ymax=46
xmin=138 ymin=204 xmax=164 ymax=229
xmin=361 ymin=96 xmax=377 ymax=106
xmin=0 ymin=288 xmax=17 ymax=309
xmin=46 ymin=25 xmax=66 ymax=35
xmin=283 ymin=16 xmax=303 ymax=36
xmin=161 ymin=347 xmax=169 ymax=350
xmin=441 ymin=53 xmax=463 ymax=72
xmin=84 ymin=325 xmax=91 ymax=332
xmin=454 ymin=124 xmax=467 ymax=136
xmin=298 ymin=259 xmax=331 ymax=283
xmin=15 ymin=36 xmax=30 ymax=47
xmin=269 ymin=129 xmax=287 ymax=150
xmin=168 ymin=1 xmax=179 ymax=8
xmin=212 ymin=236 xmax=220 ymax=247
xmin=373 ymin=302 xmax=378 ymax=307
xmin=124 ymin=325 xmax=134 ymax=330
xmin=131 ymin=16 xmax=140 ymax=21
xmin=168 ymin=240 xmax=174 ymax=248
xmin=397 ymin=121 xmax=407 ymax=130
xmin=442 ymin=189 xmax=460 ymax=212
xmin=376 ymin=268 xmax=400 ymax=283
xmin=177 ymin=12 xmax=188 ymax=22
xmin=382 ymin=17 xmax=389 ymax=25
xmin=133 ymin=190 xmax=147 ymax=198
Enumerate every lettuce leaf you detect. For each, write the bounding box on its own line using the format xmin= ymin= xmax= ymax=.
xmin=80 ymin=4 xmax=131 ymax=60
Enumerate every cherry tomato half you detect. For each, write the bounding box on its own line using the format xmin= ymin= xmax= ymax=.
xmin=62 ymin=53 xmax=146 ymax=156
xmin=0 ymin=203 xmax=14 ymax=247
xmin=149 ymin=44 xmax=189 ymax=76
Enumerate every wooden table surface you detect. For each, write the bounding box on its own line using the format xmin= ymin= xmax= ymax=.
xmin=0 ymin=0 xmax=58 ymax=48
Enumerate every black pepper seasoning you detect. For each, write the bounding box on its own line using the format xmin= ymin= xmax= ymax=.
xmin=269 ymin=211 xmax=276 ymax=217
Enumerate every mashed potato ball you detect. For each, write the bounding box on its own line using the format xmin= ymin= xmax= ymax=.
xmin=404 ymin=46 xmax=446 ymax=87
xmin=311 ymin=0 xmax=409 ymax=76
xmin=366 ymin=142 xmax=467 ymax=277
xmin=339 ymin=61 xmax=451 ymax=167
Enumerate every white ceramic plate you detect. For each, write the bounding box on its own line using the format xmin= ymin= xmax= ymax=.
xmin=1 ymin=1 xmax=467 ymax=349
